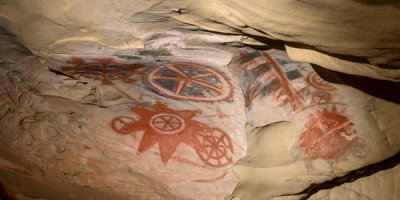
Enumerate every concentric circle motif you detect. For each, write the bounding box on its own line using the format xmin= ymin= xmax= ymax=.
xmin=149 ymin=113 xmax=185 ymax=135
xmin=193 ymin=128 xmax=233 ymax=167
xmin=306 ymin=72 xmax=336 ymax=91
xmin=145 ymin=63 xmax=233 ymax=102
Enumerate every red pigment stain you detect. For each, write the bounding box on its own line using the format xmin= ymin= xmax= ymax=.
xmin=83 ymin=145 xmax=91 ymax=150
xmin=241 ymin=51 xmax=305 ymax=111
xmin=236 ymin=51 xmax=368 ymax=168
xmin=145 ymin=63 xmax=233 ymax=102
xmin=311 ymin=91 xmax=332 ymax=105
xmin=60 ymin=57 xmax=145 ymax=85
xmin=0 ymin=157 xmax=32 ymax=176
xmin=110 ymin=101 xmax=234 ymax=167
xmin=261 ymin=51 xmax=306 ymax=111
xmin=295 ymin=106 xmax=366 ymax=165
xmin=192 ymin=172 xmax=228 ymax=183
xmin=306 ymin=72 xmax=336 ymax=91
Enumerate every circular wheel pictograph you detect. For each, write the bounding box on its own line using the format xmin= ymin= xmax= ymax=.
xmin=193 ymin=128 xmax=233 ymax=167
xmin=306 ymin=72 xmax=336 ymax=91
xmin=111 ymin=116 xmax=136 ymax=134
xmin=312 ymin=92 xmax=331 ymax=105
xmin=60 ymin=58 xmax=144 ymax=85
xmin=145 ymin=63 xmax=233 ymax=102
xmin=150 ymin=113 xmax=185 ymax=135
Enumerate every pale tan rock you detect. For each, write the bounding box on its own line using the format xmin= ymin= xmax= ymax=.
xmin=271 ymin=163 xmax=400 ymax=200
xmin=172 ymin=0 xmax=400 ymax=66
xmin=286 ymin=45 xmax=400 ymax=82
xmin=1 ymin=0 xmax=399 ymax=80
xmin=307 ymin=164 xmax=400 ymax=200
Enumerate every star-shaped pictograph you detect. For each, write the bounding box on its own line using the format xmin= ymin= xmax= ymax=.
xmin=113 ymin=102 xmax=199 ymax=163
xmin=110 ymin=101 xmax=234 ymax=167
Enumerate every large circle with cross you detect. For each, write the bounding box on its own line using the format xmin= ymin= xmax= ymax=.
xmin=145 ymin=63 xmax=233 ymax=102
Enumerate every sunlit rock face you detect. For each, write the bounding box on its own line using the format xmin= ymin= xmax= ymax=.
xmin=0 ymin=1 xmax=399 ymax=200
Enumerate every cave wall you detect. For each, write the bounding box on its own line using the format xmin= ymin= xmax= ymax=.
xmin=0 ymin=1 xmax=399 ymax=200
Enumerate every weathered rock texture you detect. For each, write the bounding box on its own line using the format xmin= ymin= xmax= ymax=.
xmin=1 ymin=0 xmax=400 ymax=80
xmin=0 ymin=1 xmax=399 ymax=200
xmin=0 ymin=29 xmax=248 ymax=199
xmin=306 ymin=164 xmax=400 ymax=200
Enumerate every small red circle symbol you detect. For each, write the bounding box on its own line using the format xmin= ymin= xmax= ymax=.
xmin=145 ymin=63 xmax=233 ymax=102
xmin=150 ymin=113 xmax=185 ymax=135
xmin=193 ymin=128 xmax=233 ymax=167
xmin=306 ymin=72 xmax=336 ymax=91
xmin=111 ymin=116 xmax=136 ymax=134
xmin=312 ymin=92 xmax=331 ymax=105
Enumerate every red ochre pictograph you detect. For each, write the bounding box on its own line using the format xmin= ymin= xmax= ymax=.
xmin=235 ymin=51 xmax=367 ymax=169
xmin=294 ymin=105 xmax=367 ymax=168
xmin=241 ymin=51 xmax=306 ymax=111
xmin=306 ymin=72 xmax=336 ymax=91
xmin=311 ymin=91 xmax=332 ymax=105
xmin=60 ymin=57 xmax=145 ymax=85
xmin=111 ymin=102 xmax=234 ymax=167
xmin=145 ymin=63 xmax=233 ymax=102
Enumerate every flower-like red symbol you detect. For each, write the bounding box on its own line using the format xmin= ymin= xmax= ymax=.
xmin=294 ymin=105 xmax=366 ymax=167
xmin=60 ymin=57 xmax=145 ymax=85
xmin=145 ymin=63 xmax=233 ymax=102
xmin=110 ymin=102 xmax=234 ymax=167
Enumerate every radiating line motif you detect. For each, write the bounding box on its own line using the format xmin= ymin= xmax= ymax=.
xmin=145 ymin=63 xmax=233 ymax=102
xmin=110 ymin=102 xmax=234 ymax=167
xmin=293 ymin=105 xmax=367 ymax=169
xmin=60 ymin=57 xmax=145 ymax=85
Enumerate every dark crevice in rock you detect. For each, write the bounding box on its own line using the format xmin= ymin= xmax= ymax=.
xmin=351 ymin=0 xmax=400 ymax=8
xmin=241 ymin=32 xmax=286 ymax=51
xmin=194 ymin=19 xmax=384 ymax=68
xmin=297 ymin=150 xmax=400 ymax=200
xmin=226 ymin=24 xmax=399 ymax=69
xmin=48 ymin=68 xmax=81 ymax=81
xmin=312 ymin=64 xmax=400 ymax=104
xmin=0 ymin=27 xmax=32 ymax=57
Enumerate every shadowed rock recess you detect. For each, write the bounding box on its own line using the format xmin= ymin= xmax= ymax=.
xmin=0 ymin=1 xmax=399 ymax=200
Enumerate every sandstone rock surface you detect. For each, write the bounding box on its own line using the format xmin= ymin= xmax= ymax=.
xmin=0 ymin=29 xmax=247 ymax=199
xmin=0 ymin=2 xmax=399 ymax=199
xmin=1 ymin=0 xmax=399 ymax=80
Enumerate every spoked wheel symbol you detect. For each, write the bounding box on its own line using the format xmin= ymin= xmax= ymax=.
xmin=145 ymin=63 xmax=233 ymax=102
xmin=193 ymin=128 xmax=233 ymax=167
xmin=150 ymin=113 xmax=185 ymax=135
